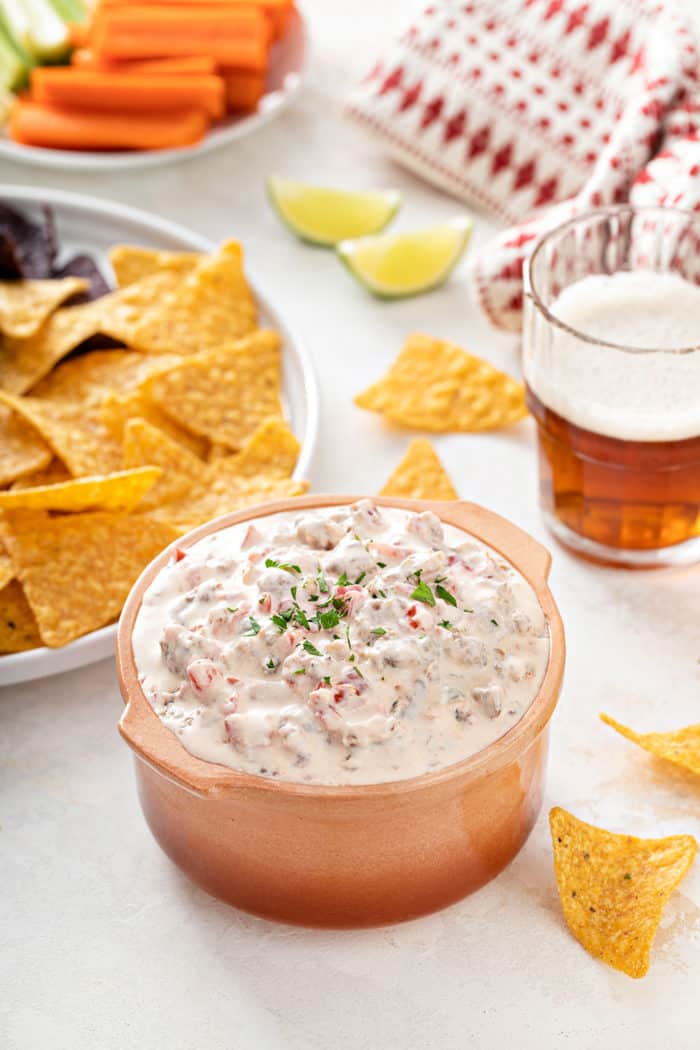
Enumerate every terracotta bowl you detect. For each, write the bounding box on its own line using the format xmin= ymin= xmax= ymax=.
xmin=117 ymin=495 xmax=565 ymax=928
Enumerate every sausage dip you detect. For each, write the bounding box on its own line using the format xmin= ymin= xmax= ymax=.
xmin=133 ymin=500 xmax=550 ymax=785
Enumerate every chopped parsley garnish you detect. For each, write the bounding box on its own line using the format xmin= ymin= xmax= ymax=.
xmin=317 ymin=570 xmax=329 ymax=594
xmin=490 ymin=618 xmax=499 ymax=627
xmin=309 ymin=595 xmax=318 ymax=602
xmin=332 ymin=597 xmax=348 ymax=614
xmin=290 ymin=585 xmax=297 ymax=601
xmin=271 ymin=608 xmax=294 ymax=633
xmin=265 ymin=558 xmax=301 ymax=574
xmin=349 ymin=653 xmax=355 ymax=663
xmin=438 ymin=620 xmax=453 ymax=630
xmin=317 ymin=609 xmax=340 ymax=630
xmin=371 ymin=627 xmax=387 ymax=636
xmin=436 ymin=584 xmax=457 ymax=607
xmin=293 ymin=607 xmax=310 ymax=629
xmin=623 ymin=873 xmax=632 ymax=880
xmin=323 ymin=676 xmax=331 ymax=685
xmin=464 ymin=608 xmax=474 ymax=614
xmin=244 ymin=616 xmax=261 ymax=636
xmin=378 ymin=589 xmax=387 ymax=599
xmin=265 ymin=657 xmax=277 ymax=670
xmin=354 ymin=571 xmax=366 ymax=585
xmin=337 ymin=571 xmax=349 ymax=586
xmin=376 ymin=561 xmax=387 ymax=568
xmin=302 ymin=639 xmax=322 ymax=657
xmin=411 ymin=580 xmax=435 ymax=606
xmin=226 ymin=606 xmax=238 ymax=613
xmin=435 ymin=575 xmax=446 ymax=583
xmin=345 ymin=624 xmax=352 ymax=650
xmin=293 ymin=668 xmax=306 ymax=676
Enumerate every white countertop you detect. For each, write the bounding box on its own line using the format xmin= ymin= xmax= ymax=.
xmin=2 ymin=3 xmax=700 ymax=1047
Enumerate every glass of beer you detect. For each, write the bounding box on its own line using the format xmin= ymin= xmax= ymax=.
xmin=523 ymin=206 xmax=700 ymax=568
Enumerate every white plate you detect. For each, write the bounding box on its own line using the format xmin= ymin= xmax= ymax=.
xmin=0 ymin=185 xmax=319 ymax=686
xmin=0 ymin=9 xmax=307 ymax=172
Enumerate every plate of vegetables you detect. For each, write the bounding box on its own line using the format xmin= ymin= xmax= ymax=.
xmin=0 ymin=0 xmax=307 ymax=170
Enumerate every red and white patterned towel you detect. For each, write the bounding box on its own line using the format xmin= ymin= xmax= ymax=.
xmin=348 ymin=0 xmax=700 ymax=331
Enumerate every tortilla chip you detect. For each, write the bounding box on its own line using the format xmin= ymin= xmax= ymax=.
xmin=0 ymin=580 xmax=41 ymax=652
xmin=0 ymin=539 xmax=14 ymax=589
xmin=380 ymin=439 xmax=458 ymax=500
xmin=147 ymin=476 xmax=309 ymax=534
xmin=104 ymin=241 xmax=257 ymax=354
xmin=0 ymin=203 xmax=56 ymax=280
xmin=0 ymin=404 xmax=52 ymax=486
xmin=0 ymin=300 xmax=103 ymax=394
xmin=355 ymin=333 xmax=528 ymax=432
xmin=0 ymin=276 xmax=88 ymax=339
xmin=10 ymin=459 xmax=72 ymax=489
xmin=0 ymin=467 xmax=161 ymax=513
xmin=94 ymin=271 xmax=185 ymax=351
xmin=0 ymin=392 xmax=122 ymax=477
xmin=144 ymin=330 xmax=282 ymax=450
xmin=123 ymin=418 xmax=204 ymax=510
xmin=109 ymin=245 xmax=201 ymax=287
xmin=601 ymin=713 xmax=700 ymax=780
xmin=100 ymin=388 xmax=208 ymax=458
xmin=216 ymin=419 xmax=300 ymax=480
xmin=1 ymin=509 xmax=178 ymax=647
xmin=53 ymin=254 xmax=111 ymax=302
xmin=30 ymin=348 xmax=180 ymax=403
xmin=550 ymin=807 xmax=697 ymax=979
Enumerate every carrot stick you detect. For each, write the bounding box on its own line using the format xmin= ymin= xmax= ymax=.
xmin=31 ymin=69 xmax=226 ymax=119
xmin=92 ymin=8 xmax=270 ymax=69
xmin=71 ymin=50 xmax=218 ymax=76
xmin=8 ymin=100 xmax=210 ymax=151
xmin=94 ymin=0 xmax=294 ymax=41
xmin=222 ymin=70 xmax=264 ymax=112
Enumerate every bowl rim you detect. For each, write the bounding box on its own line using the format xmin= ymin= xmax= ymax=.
xmin=117 ymin=494 xmax=566 ymax=800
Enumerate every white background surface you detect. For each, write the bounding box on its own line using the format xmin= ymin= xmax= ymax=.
xmin=2 ymin=2 xmax=700 ymax=1047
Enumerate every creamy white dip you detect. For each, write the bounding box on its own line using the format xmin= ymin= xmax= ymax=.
xmin=133 ymin=501 xmax=550 ymax=785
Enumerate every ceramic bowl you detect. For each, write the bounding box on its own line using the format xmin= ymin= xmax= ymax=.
xmin=117 ymin=495 xmax=565 ymax=927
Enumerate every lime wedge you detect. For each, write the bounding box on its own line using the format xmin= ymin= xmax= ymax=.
xmin=267 ymin=177 xmax=401 ymax=247
xmin=337 ymin=217 xmax=473 ymax=299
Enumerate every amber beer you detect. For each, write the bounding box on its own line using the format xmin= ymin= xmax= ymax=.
xmin=526 ymin=389 xmax=700 ymax=557
xmin=523 ymin=206 xmax=700 ymax=567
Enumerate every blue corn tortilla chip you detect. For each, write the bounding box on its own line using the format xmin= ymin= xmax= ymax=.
xmin=53 ymin=254 xmax=111 ymax=304
xmin=0 ymin=203 xmax=57 ymax=279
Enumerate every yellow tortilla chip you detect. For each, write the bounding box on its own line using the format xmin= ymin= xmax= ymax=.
xmin=0 ymin=300 xmax=102 ymax=394
xmin=0 ymin=580 xmax=41 ymax=652
xmin=100 ymin=388 xmax=208 ymax=458
xmin=146 ymin=476 xmax=309 ymax=534
xmin=109 ymin=245 xmax=201 ymax=287
xmin=30 ymin=348 xmax=180 ymax=403
xmin=0 ymin=538 xmax=14 ymax=589
xmin=0 ymin=391 xmax=123 ymax=477
xmin=550 ymin=807 xmax=697 ymax=979
xmin=2 ymin=509 xmax=178 ymax=647
xmin=0 ymin=404 xmax=52 ymax=486
xmin=102 ymin=241 xmax=256 ymax=354
xmin=11 ymin=459 xmax=72 ymax=489
xmin=0 ymin=276 xmax=87 ymax=339
xmin=123 ymin=418 xmax=204 ymax=510
xmin=144 ymin=330 xmax=282 ymax=450
xmin=0 ymin=467 xmax=160 ymax=513
xmin=355 ymin=333 xmax=528 ymax=432
xmin=216 ymin=419 xmax=300 ymax=480
xmin=380 ymin=439 xmax=458 ymax=500
xmin=601 ymin=713 xmax=700 ymax=779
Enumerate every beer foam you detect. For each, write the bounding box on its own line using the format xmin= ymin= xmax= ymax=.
xmin=524 ymin=270 xmax=700 ymax=441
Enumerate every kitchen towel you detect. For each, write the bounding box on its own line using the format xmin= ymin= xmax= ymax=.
xmin=348 ymin=0 xmax=700 ymax=330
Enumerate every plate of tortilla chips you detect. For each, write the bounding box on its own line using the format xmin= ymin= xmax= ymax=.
xmin=0 ymin=185 xmax=318 ymax=686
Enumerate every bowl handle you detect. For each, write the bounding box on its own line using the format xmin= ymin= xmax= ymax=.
xmin=428 ymin=500 xmax=553 ymax=586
